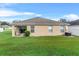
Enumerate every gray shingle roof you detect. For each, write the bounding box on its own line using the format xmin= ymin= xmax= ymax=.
xmin=69 ymin=19 xmax=79 ymax=25
xmin=13 ymin=17 xmax=69 ymax=26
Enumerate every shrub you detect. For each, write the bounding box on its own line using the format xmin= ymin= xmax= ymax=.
xmin=24 ymin=31 xmax=30 ymax=37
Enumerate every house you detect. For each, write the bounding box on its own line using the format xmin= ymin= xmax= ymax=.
xmin=0 ymin=27 xmax=4 ymax=32
xmin=0 ymin=22 xmax=4 ymax=32
xmin=69 ymin=20 xmax=79 ymax=36
xmin=12 ymin=17 xmax=69 ymax=37
xmin=0 ymin=21 xmax=12 ymax=32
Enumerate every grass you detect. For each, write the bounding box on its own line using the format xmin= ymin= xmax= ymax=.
xmin=0 ymin=31 xmax=79 ymax=55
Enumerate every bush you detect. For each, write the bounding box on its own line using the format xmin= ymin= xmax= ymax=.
xmin=24 ymin=31 xmax=30 ymax=37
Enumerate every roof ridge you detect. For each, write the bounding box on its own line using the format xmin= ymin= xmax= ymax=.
xmin=23 ymin=17 xmax=57 ymax=22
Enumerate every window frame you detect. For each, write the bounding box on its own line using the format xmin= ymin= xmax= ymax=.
xmin=48 ymin=25 xmax=53 ymax=32
xmin=60 ymin=26 xmax=65 ymax=32
xmin=30 ymin=25 xmax=35 ymax=33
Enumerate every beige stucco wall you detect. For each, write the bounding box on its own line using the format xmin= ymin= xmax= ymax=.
xmin=64 ymin=26 xmax=69 ymax=32
xmin=27 ymin=26 xmax=65 ymax=36
xmin=12 ymin=26 xmax=21 ymax=37
xmin=12 ymin=25 xmax=68 ymax=37
xmin=12 ymin=25 xmax=15 ymax=37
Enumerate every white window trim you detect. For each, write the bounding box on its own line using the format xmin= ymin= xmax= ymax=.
xmin=48 ymin=26 xmax=53 ymax=32
xmin=31 ymin=25 xmax=35 ymax=33
xmin=60 ymin=26 xmax=64 ymax=32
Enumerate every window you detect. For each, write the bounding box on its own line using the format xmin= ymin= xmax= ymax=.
xmin=48 ymin=26 xmax=53 ymax=32
xmin=60 ymin=26 xmax=64 ymax=32
xmin=31 ymin=26 xmax=35 ymax=33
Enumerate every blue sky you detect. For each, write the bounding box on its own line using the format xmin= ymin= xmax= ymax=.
xmin=0 ymin=3 xmax=79 ymax=22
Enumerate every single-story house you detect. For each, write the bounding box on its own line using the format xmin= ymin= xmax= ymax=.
xmin=12 ymin=17 xmax=69 ymax=37
xmin=69 ymin=20 xmax=79 ymax=36
xmin=0 ymin=21 xmax=12 ymax=32
xmin=0 ymin=22 xmax=4 ymax=32
xmin=0 ymin=27 xmax=4 ymax=32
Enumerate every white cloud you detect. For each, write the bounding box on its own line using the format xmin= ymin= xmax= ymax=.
xmin=44 ymin=14 xmax=79 ymax=21
xmin=0 ymin=10 xmax=19 ymax=16
xmin=0 ymin=9 xmax=42 ymax=22
xmin=23 ymin=12 xmax=35 ymax=15
xmin=35 ymin=14 xmax=42 ymax=17
xmin=51 ymin=18 xmax=59 ymax=21
xmin=44 ymin=17 xmax=59 ymax=21
xmin=62 ymin=14 xmax=79 ymax=21
xmin=0 ymin=9 xmax=42 ymax=17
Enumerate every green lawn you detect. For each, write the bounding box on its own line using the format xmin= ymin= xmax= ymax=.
xmin=0 ymin=31 xmax=79 ymax=56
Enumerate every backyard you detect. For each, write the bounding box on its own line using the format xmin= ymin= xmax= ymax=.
xmin=0 ymin=31 xmax=79 ymax=56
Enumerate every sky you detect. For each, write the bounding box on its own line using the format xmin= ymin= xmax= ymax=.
xmin=0 ymin=3 xmax=79 ymax=22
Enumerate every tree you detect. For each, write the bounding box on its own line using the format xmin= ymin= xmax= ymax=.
xmin=59 ymin=18 xmax=67 ymax=23
xmin=1 ymin=22 xmax=10 ymax=26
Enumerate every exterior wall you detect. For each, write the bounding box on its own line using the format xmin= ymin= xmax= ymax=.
xmin=0 ymin=28 xmax=4 ymax=32
xmin=12 ymin=25 xmax=16 ymax=37
xmin=12 ymin=25 xmax=68 ymax=37
xmin=64 ymin=26 xmax=69 ymax=32
xmin=27 ymin=26 xmax=65 ymax=36
xmin=69 ymin=25 xmax=79 ymax=36
xmin=27 ymin=26 xmax=30 ymax=31
xmin=12 ymin=25 xmax=20 ymax=37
